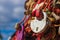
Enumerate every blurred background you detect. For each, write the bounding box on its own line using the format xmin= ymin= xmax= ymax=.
xmin=0 ymin=0 xmax=25 ymax=40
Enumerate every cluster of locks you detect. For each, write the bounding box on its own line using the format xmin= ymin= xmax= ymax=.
xmin=9 ymin=0 xmax=60 ymax=40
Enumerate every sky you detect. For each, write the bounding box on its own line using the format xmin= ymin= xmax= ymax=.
xmin=0 ymin=0 xmax=25 ymax=40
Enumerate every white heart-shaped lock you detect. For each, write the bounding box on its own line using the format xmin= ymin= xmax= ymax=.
xmin=30 ymin=12 xmax=47 ymax=33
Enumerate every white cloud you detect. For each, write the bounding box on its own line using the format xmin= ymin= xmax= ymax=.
xmin=0 ymin=15 xmax=10 ymax=22
xmin=0 ymin=0 xmax=25 ymax=6
xmin=10 ymin=0 xmax=20 ymax=5
xmin=0 ymin=6 xmax=5 ymax=12
xmin=14 ymin=7 xmax=24 ymax=12
xmin=0 ymin=5 xmax=10 ymax=14
xmin=0 ymin=0 xmax=7 ymax=3
xmin=12 ymin=7 xmax=24 ymax=18
xmin=9 ymin=0 xmax=25 ymax=5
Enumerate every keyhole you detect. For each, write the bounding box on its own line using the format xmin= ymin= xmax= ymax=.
xmin=36 ymin=27 xmax=38 ymax=31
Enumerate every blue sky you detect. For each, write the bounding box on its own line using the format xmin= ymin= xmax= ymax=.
xmin=0 ymin=0 xmax=25 ymax=40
